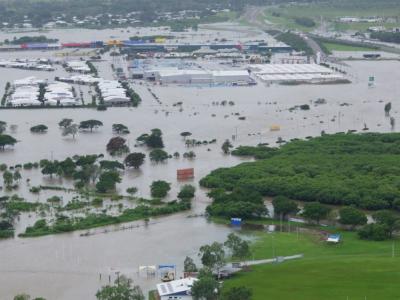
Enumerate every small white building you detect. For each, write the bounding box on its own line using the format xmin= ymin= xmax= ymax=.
xmin=157 ymin=277 xmax=198 ymax=300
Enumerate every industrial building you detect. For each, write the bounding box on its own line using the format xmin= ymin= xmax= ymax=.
xmin=45 ymin=82 xmax=78 ymax=106
xmin=57 ymin=75 xmax=100 ymax=85
xmin=96 ymin=80 xmax=130 ymax=105
xmin=143 ymin=68 xmax=253 ymax=85
xmin=0 ymin=59 xmax=54 ymax=71
xmin=8 ymin=77 xmax=78 ymax=107
xmin=249 ymin=64 xmax=344 ymax=83
xmin=65 ymin=61 xmax=91 ymax=73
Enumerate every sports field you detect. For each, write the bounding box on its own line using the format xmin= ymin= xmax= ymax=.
xmin=223 ymin=229 xmax=400 ymax=300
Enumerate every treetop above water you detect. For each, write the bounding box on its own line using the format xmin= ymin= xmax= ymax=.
xmin=201 ymin=132 xmax=400 ymax=211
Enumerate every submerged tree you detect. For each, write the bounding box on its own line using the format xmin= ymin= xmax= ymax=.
xmin=79 ymin=119 xmax=103 ymax=132
xmin=0 ymin=134 xmax=17 ymax=150
xmin=180 ymin=131 xmax=192 ymax=139
xmin=0 ymin=121 xmax=7 ymax=134
xmin=3 ymin=170 xmax=13 ymax=188
xmin=390 ymin=117 xmax=395 ymax=130
xmin=58 ymin=118 xmax=73 ymax=129
xmin=221 ymin=139 xmax=233 ymax=154
xmin=30 ymin=124 xmax=48 ymax=133
xmin=150 ymin=180 xmax=171 ymax=198
xmin=149 ymin=149 xmax=169 ymax=163
xmin=385 ymin=102 xmax=392 ymax=116
xmin=124 ymin=152 xmax=146 ymax=169
xmin=136 ymin=128 xmax=164 ymax=148
xmin=112 ymin=123 xmax=130 ymax=135
xmin=62 ymin=124 xmax=78 ymax=139
xmin=106 ymin=136 xmax=129 ymax=155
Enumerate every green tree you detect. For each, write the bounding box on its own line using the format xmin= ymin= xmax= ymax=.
xmin=150 ymin=180 xmax=171 ymax=198
xmin=124 ymin=153 xmax=146 ymax=169
xmin=222 ymin=287 xmax=252 ymax=300
xmin=96 ymin=276 xmax=144 ymax=300
xmin=13 ymin=170 xmax=22 ymax=182
xmin=13 ymin=294 xmax=30 ymax=300
xmin=96 ymin=171 xmax=121 ymax=193
xmin=191 ymin=269 xmax=219 ymax=300
xmin=79 ymin=120 xmax=103 ymax=132
xmin=272 ymin=195 xmax=299 ymax=220
xmin=358 ymin=223 xmax=390 ymax=241
xmin=184 ymin=256 xmax=198 ymax=272
xmin=372 ymin=210 xmax=400 ymax=238
xmin=198 ymin=242 xmax=225 ymax=273
xmin=30 ymin=124 xmax=48 ymax=133
xmin=112 ymin=123 xmax=130 ymax=134
xmin=149 ymin=149 xmax=169 ymax=163
xmin=224 ymin=233 xmax=251 ymax=263
xmin=0 ymin=134 xmax=17 ymax=149
xmin=3 ymin=170 xmax=13 ymax=187
xmin=137 ymin=129 xmax=164 ymax=148
xmin=126 ymin=187 xmax=138 ymax=195
xmin=302 ymin=202 xmax=330 ymax=224
xmin=339 ymin=207 xmax=367 ymax=229
xmin=178 ymin=185 xmax=196 ymax=200
xmin=41 ymin=161 xmax=58 ymax=178
xmin=100 ymin=160 xmax=125 ymax=171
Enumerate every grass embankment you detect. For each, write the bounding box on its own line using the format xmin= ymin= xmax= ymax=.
xmin=322 ymin=42 xmax=377 ymax=52
xmin=275 ymin=32 xmax=313 ymax=55
xmin=224 ymin=230 xmax=400 ymax=300
xmin=19 ymin=200 xmax=191 ymax=238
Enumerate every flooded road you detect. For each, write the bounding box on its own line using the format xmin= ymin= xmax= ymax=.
xmin=0 ymin=24 xmax=400 ymax=299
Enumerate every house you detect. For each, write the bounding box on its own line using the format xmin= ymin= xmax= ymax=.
xmin=156 ymin=277 xmax=198 ymax=300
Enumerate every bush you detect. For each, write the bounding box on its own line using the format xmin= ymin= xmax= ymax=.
xmin=339 ymin=207 xmax=367 ymax=229
xmin=150 ymin=180 xmax=171 ymax=198
xmin=358 ymin=224 xmax=390 ymax=241
xmin=178 ymin=185 xmax=196 ymax=200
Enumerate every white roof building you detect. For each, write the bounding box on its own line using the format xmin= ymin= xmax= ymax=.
xmin=97 ymin=79 xmax=130 ymax=106
xmin=66 ymin=61 xmax=91 ymax=73
xmin=145 ymin=68 xmax=252 ymax=85
xmin=249 ymin=64 xmax=343 ymax=83
xmin=157 ymin=277 xmax=198 ymax=300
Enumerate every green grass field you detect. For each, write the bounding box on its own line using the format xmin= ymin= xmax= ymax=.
xmin=263 ymin=1 xmax=400 ymax=32
xmin=322 ymin=42 xmax=377 ymax=52
xmin=223 ymin=230 xmax=400 ymax=299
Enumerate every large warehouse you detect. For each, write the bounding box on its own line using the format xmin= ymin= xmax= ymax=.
xmin=249 ymin=64 xmax=344 ymax=83
xmin=144 ymin=68 xmax=253 ymax=85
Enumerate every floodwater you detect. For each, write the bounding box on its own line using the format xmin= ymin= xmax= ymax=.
xmin=1 ymin=24 xmax=400 ymax=299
